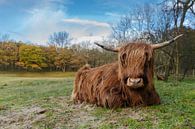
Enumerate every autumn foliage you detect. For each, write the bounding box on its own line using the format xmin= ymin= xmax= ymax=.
xmin=0 ymin=41 xmax=116 ymax=72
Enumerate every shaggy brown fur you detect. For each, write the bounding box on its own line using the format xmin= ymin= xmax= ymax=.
xmin=72 ymin=43 xmax=161 ymax=108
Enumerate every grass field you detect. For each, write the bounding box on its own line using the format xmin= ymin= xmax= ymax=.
xmin=0 ymin=73 xmax=194 ymax=129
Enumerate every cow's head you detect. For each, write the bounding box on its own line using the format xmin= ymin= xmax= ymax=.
xmin=95 ymin=34 xmax=183 ymax=89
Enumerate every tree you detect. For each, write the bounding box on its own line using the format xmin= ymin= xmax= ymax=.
xmin=178 ymin=0 xmax=194 ymax=28
xmin=112 ymin=15 xmax=133 ymax=44
xmin=54 ymin=48 xmax=73 ymax=72
xmin=48 ymin=31 xmax=72 ymax=48
xmin=0 ymin=42 xmax=18 ymax=71
xmin=43 ymin=46 xmax=57 ymax=71
xmin=48 ymin=31 xmax=74 ymax=72
xmin=168 ymin=0 xmax=194 ymax=80
xmin=17 ymin=44 xmax=47 ymax=71
xmin=0 ymin=34 xmax=10 ymax=42
xmin=179 ymin=28 xmax=195 ymax=80
xmin=112 ymin=4 xmax=158 ymax=44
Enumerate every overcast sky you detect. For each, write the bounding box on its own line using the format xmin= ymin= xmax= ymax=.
xmin=0 ymin=0 xmax=162 ymax=45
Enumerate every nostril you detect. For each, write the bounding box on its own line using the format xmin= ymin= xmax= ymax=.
xmin=136 ymin=78 xmax=141 ymax=83
xmin=124 ymin=77 xmax=128 ymax=84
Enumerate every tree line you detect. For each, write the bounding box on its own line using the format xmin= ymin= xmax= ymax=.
xmin=0 ymin=40 xmax=117 ymax=72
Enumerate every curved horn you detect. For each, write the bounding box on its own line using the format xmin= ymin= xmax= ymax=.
xmin=94 ymin=42 xmax=119 ymax=52
xmin=152 ymin=34 xmax=183 ymax=49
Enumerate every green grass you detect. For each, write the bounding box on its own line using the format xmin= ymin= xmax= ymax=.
xmin=0 ymin=77 xmax=73 ymax=109
xmin=0 ymin=73 xmax=194 ymax=129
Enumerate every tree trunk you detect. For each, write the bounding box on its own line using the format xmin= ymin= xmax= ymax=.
xmin=175 ymin=41 xmax=179 ymax=81
xmin=179 ymin=0 xmax=194 ymax=28
xmin=164 ymin=48 xmax=175 ymax=81
xmin=179 ymin=67 xmax=189 ymax=81
xmin=62 ymin=66 xmax=66 ymax=72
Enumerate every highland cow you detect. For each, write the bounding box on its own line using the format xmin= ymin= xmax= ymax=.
xmin=72 ymin=35 xmax=183 ymax=108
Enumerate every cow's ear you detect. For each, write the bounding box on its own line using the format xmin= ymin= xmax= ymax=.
xmin=94 ymin=42 xmax=120 ymax=52
xmin=120 ymin=53 xmax=127 ymax=67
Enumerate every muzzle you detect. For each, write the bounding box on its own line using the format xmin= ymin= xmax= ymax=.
xmin=126 ymin=78 xmax=144 ymax=88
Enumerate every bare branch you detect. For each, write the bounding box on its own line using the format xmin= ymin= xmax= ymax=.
xmin=190 ymin=7 xmax=195 ymax=15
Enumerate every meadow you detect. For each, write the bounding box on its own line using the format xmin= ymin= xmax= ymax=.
xmin=0 ymin=73 xmax=194 ymax=129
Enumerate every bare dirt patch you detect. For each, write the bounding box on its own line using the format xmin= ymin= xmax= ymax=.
xmin=0 ymin=106 xmax=46 ymax=129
